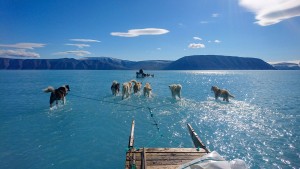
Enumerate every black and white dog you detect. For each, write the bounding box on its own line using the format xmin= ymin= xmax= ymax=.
xmin=44 ymin=85 xmax=70 ymax=107
xmin=111 ymin=81 xmax=120 ymax=96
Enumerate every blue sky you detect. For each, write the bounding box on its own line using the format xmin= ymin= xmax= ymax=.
xmin=0 ymin=0 xmax=299 ymax=62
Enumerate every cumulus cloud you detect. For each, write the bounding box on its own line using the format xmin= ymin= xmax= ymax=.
xmin=188 ymin=43 xmax=205 ymax=49
xmin=69 ymin=39 xmax=100 ymax=43
xmin=193 ymin=37 xmax=202 ymax=40
xmin=214 ymin=40 xmax=221 ymax=43
xmin=0 ymin=49 xmax=40 ymax=58
xmin=0 ymin=43 xmax=46 ymax=49
xmin=111 ymin=28 xmax=169 ymax=37
xmin=54 ymin=50 xmax=91 ymax=56
xmin=239 ymin=0 xmax=300 ymax=26
xmin=65 ymin=43 xmax=90 ymax=48
xmin=212 ymin=13 xmax=219 ymax=17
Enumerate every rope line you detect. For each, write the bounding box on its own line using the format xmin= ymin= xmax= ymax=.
xmin=69 ymin=93 xmax=161 ymax=132
xmin=68 ymin=93 xmax=185 ymax=149
xmin=69 ymin=93 xmax=144 ymax=109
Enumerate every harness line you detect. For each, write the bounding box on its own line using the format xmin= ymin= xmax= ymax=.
xmin=69 ymin=93 xmax=160 ymax=131
xmin=68 ymin=93 xmax=187 ymax=150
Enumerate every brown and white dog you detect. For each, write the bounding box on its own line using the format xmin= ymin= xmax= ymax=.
xmin=131 ymin=80 xmax=142 ymax=93
xmin=122 ymin=81 xmax=132 ymax=100
xmin=111 ymin=81 xmax=120 ymax=96
xmin=143 ymin=83 xmax=152 ymax=97
xmin=44 ymin=85 xmax=70 ymax=107
xmin=211 ymin=86 xmax=234 ymax=102
xmin=169 ymin=84 xmax=182 ymax=99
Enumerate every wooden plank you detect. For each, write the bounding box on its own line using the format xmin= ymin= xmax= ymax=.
xmin=126 ymin=147 xmax=139 ymax=169
xmin=146 ymin=159 xmax=193 ymax=166
xmin=134 ymin=148 xmax=207 ymax=153
xmin=127 ymin=152 xmax=138 ymax=169
xmin=142 ymin=155 xmax=204 ymax=161
xmin=131 ymin=155 xmax=202 ymax=161
xmin=187 ymin=124 xmax=210 ymax=153
xmin=128 ymin=120 xmax=135 ymax=148
xmin=142 ymin=148 xmax=147 ymax=169
xmin=147 ymin=165 xmax=181 ymax=169
xmin=145 ymin=152 xmax=206 ymax=156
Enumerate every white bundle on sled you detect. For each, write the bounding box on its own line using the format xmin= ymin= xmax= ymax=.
xmin=178 ymin=151 xmax=248 ymax=169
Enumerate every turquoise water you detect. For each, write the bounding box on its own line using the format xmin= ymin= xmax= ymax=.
xmin=0 ymin=70 xmax=299 ymax=168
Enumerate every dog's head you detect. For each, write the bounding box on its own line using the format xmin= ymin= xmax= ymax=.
xmin=65 ymin=85 xmax=70 ymax=91
xmin=211 ymin=86 xmax=218 ymax=92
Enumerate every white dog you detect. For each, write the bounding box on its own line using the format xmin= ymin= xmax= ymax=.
xmin=122 ymin=81 xmax=132 ymax=100
xmin=143 ymin=83 xmax=152 ymax=97
xmin=169 ymin=84 xmax=182 ymax=99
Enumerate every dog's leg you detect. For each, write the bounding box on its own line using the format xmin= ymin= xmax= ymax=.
xmin=178 ymin=92 xmax=181 ymax=99
xmin=215 ymin=93 xmax=218 ymax=100
xmin=50 ymin=99 xmax=53 ymax=108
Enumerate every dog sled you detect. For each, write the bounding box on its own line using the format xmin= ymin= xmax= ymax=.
xmin=125 ymin=120 xmax=247 ymax=169
xmin=136 ymin=69 xmax=154 ymax=78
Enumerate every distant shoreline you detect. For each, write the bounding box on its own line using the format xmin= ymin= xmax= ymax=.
xmin=0 ymin=55 xmax=288 ymax=70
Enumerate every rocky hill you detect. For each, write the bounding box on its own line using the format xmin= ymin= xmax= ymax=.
xmin=165 ymin=55 xmax=275 ymax=70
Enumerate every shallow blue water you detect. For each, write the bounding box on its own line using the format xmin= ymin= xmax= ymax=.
xmin=0 ymin=70 xmax=299 ymax=168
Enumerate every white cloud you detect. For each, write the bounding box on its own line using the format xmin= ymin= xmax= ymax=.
xmin=69 ymin=39 xmax=100 ymax=43
xmin=193 ymin=37 xmax=202 ymax=40
xmin=65 ymin=43 xmax=90 ymax=48
xmin=178 ymin=23 xmax=184 ymax=26
xmin=212 ymin=13 xmax=219 ymax=17
xmin=0 ymin=49 xmax=40 ymax=58
xmin=239 ymin=0 xmax=300 ymax=26
xmin=188 ymin=43 xmax=205 ymax=49
xmin=200 ymin=21 xmax=209 ymax=24
xmin=0 ymin=43 xmax=46 ymax=49
xmin=268 ymin=60 xmax=300 ymax=64
xmin=214 ymin=40 xmax=221 ymax=43
xmin=54 ymin=50 xmax=91 ymax=56
xmin=111 ymin=28 xmax=169 ymax=37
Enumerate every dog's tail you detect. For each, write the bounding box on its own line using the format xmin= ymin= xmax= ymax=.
xmin=130 ymin=80 xmax=137 ymax=84
xmin=229 ymin=93 xmax=235 ymax=98
xmin=43 ymin=86 xmax=55 ymax=93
